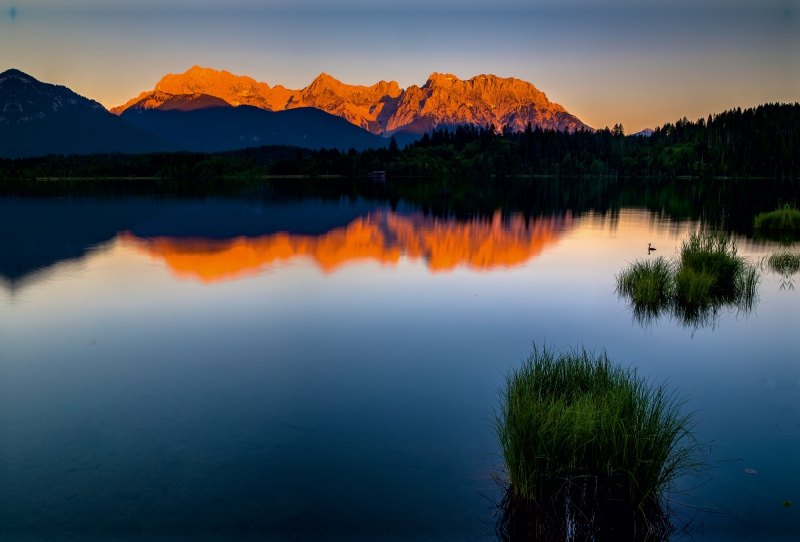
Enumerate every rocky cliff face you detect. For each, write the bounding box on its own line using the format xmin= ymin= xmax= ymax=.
xmin=287 ymin=73 xmax=403 ymax=134
xmin=112 ymin=66 xmax=590 ymax=135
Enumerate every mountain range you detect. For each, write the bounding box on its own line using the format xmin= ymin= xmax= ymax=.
xmin=112 ymin=66 xmax=590 ymax=136
xmin=1 ymin=66 xmax=591 ymax=158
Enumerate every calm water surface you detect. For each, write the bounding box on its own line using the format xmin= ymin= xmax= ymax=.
xmin=0 ymin=191 xmax=798 ymax=541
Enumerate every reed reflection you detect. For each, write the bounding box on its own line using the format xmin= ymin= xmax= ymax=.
xmin=122 ymin=210 xmax=572 ymax=283
xmin=763 ymin=250 xmax=800 ymax=291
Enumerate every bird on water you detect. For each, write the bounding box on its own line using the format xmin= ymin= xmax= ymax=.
xmin=648 ymin=243 xmax=656 ymax=254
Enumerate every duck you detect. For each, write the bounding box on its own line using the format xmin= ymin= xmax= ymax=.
xmin=648 ymin=243 xmax=656 ymax=253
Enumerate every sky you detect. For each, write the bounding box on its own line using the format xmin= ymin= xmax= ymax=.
xmin=1 ymin=1 xmax=798 ymax=132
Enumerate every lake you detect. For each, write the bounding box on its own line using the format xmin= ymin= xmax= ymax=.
xmin=0 ymin=178 xmax=798 ymax=541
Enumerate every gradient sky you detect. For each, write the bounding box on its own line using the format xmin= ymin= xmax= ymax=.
xmin=1 ymin=1 xmax=797 ymax=132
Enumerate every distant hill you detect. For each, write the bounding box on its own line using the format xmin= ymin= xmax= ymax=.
xmin=633 ymin=128 xmax=655 ymax=137
xmin=112 ymin=66 xmax=592 ymax=135
xmin=0 ymin=69 xmax=175 ymax=158
xmin=120 ymin=99 xmax=387 ymax=152
xmin=142 ymin=93 xmax=233 ymax=112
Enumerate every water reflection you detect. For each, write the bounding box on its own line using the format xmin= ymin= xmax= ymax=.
xmin=763 ymin=250 xmax=800 ymax=291
xmin=495 ymin=493 xmax=675 ymax=542
xmin=0 ymin=196 xmax=379 ymax=290
xmin=1 ymin=192 xmax=798 ymax=540
xmin=121 ymin=210 xmax=572 ymax=282
xmin=619 ymin=279 xmax=758 ymax=331
xmin=646 ymin=274 xmax=759 ymax=332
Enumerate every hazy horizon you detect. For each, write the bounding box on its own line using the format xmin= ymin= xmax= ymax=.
xmin=2 ymin=1 xmax=798 ymax=132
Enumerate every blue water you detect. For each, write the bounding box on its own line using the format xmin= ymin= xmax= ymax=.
xmin=0 ymin=194 xmax=797 ymax=540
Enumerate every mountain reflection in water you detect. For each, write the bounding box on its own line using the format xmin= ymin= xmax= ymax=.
xmin=122 ymin=210 xmax=572 ymax=282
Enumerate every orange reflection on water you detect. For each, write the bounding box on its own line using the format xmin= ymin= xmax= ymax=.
xmin=121 ymin=210 xmax=571 ymax=283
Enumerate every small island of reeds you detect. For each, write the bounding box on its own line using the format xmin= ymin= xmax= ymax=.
xmin=616 ymin=232 xmax=759 ymax=328
xmin=754 ymin=204 xmax=800 ymax=231
xmin=494 ymin=345 xmax=704 ymax=541
xmin=753 ymin=204 xmax=800 ymax=244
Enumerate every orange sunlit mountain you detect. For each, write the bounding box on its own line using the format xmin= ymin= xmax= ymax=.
xmin=121 ymin=210 xmax=572 ymax=283
xmin=111 ymin=66 xmax=590 ymax=134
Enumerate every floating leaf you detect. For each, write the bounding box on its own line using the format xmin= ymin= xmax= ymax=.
xmin=782 ymin=501 xmax=792 ymax=507
xmin=745 ymin=468 xmax=758 ymax=474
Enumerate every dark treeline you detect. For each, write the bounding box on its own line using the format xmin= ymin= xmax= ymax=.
xmin=0 ymin=103 xmax=797 ymax=181
xmin=274 ymin=103 xmax=799 ymax=180
xmin=0 ymin=146 xmax=306 ymax=181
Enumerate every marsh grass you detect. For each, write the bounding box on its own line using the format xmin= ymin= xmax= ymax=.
xmin=615 ymin=257 xmax=674 ymax=325
xmin=676 ymin=233 xmax=741 ymax=300
xmin=616 ymin=232 xmax=759 ymax=329
xmin=494 ymin=346 xmax=705 ymax=534
xmin=753 ymin=204 xmax=800 ymax=231
xmin=674 ymin=232 xmax=759 ymax=317
xmin=616 ymin=257 xmax=673 ymax=306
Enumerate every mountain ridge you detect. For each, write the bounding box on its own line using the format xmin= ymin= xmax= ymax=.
xmin=112 ymin=66 xmax=591 ymax=135
xmin=0 ymin=68 xmax=175 ymax=158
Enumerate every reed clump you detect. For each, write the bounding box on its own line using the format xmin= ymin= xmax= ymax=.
xmin=615 ymin=256 xmax=675 ymax=325
xmin=616 ymin=232 xmax=759 ymax=328
xmin=753 ymin=204 xmax=800 ymax=231
xmin=616 ymin=256 xmax=673 ymax=306
xmin=674 ymin=232 xmax=758 ymax=307
xmin=494 ymin=345 xmax=703 ymax=515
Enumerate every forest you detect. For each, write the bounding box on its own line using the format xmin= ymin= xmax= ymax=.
xmin=0 ymin=103 xmax=797 ymax=181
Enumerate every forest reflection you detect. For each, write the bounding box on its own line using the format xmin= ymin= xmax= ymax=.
xmin=122 ymin=210 xmax=572 ymax=283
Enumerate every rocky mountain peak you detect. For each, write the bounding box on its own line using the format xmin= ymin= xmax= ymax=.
xmin=304 ymin=73 xmax=345 ymax=95
xmin=302 ymin=73 xmax=401 ymax=102
xmin=156 ymin=67 xmax=270 ymax=98
xmin=424 ymin=72 xmax=461 ymax=87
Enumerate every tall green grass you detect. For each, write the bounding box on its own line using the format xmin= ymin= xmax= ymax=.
xmin=616 ymin=256 xmax=673 ymax=305
xmin=753 ymin=204 xmax=800 ymax=231
xmin=616 ymin=232 xmax=759 ymax=328
xmin=616 ymin=257 xmax=674 ymax=324
xmin=494 ymin=345 xmax=703 ymax=512
xmin=675 ymin=232 xmax=753 ymax=303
